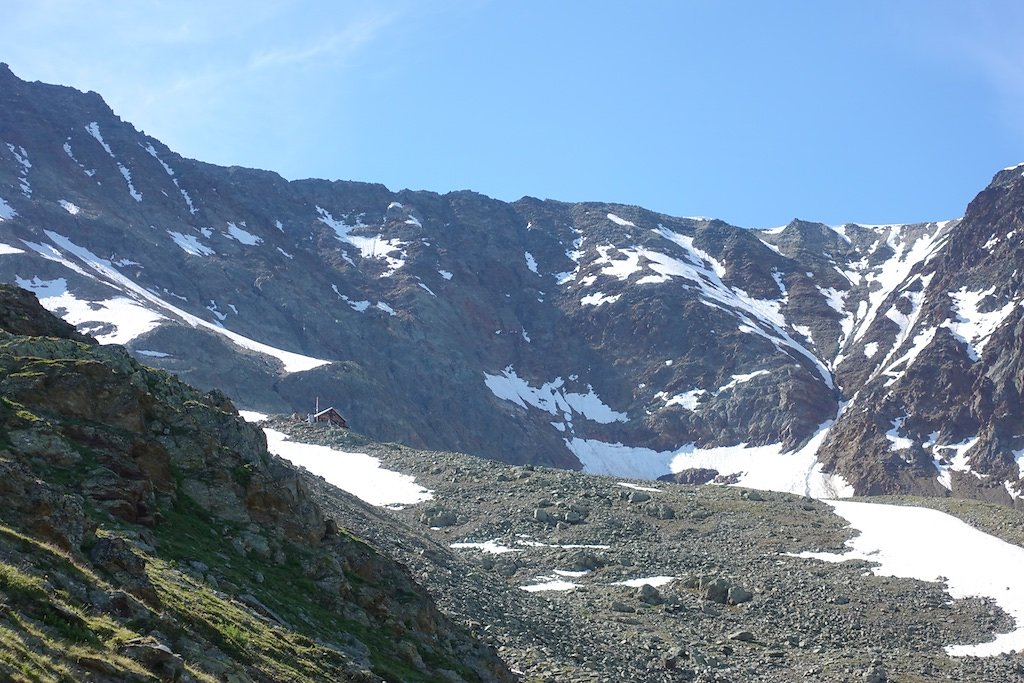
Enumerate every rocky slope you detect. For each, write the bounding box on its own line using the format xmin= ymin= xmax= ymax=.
xmin=263 ymin=417 xmax=1024 ymax=683
xmin=2 ymin=64 xmax=1024 ymax=502
xmin=0 ymin=283 xmax=511 ymax=682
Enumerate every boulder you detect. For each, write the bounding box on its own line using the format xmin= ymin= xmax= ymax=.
xmin=120 ymin=637 xmax=185 ymax=680
xmin=727 ymin=585 xmax=754 ymax=605
xmin=637 ymin=584 xmax=663 ymax=605
xmin=701 ymin=577 xmax=730 ymax=605
xmin=728 ymin=630 xmax=755 ymax=642
xmin=89 ymin=536 xmax=160 ymax=606
xmin=532 ymin=508 xmax=556 ymax=525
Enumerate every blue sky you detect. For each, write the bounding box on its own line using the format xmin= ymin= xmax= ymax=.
xmin=4 ymin=1 xmax=1024 ymax=227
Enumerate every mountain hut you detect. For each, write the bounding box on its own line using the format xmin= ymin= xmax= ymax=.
xmin=310 ymin=407 xmax=348 ymax=428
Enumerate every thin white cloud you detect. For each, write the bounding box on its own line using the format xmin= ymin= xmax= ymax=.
xmin=248 ymin=13 xmax=398 ymax=71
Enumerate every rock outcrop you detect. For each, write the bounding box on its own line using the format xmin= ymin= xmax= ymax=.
xmin=0 ymin=283 xmax=511 ymax=682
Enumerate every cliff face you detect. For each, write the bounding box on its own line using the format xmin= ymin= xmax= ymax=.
xmin=2 ymin=64 xmax=1024 ymax=501
xmin=0 ymin=283 xmax=511 ymax=682
xmin=815 ymin=166 xmax=1024 ymax=501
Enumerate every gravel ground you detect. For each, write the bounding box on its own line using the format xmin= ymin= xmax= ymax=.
xmin=274 ymin=420 xmax=1024 ymax=682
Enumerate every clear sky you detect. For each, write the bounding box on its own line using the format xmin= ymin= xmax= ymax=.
xmin=4 ymin=1 xmax=1024 ymax=227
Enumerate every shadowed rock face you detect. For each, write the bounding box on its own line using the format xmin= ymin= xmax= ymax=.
xmin=0 ymin=283 xmax=513 ymax=682
xmin=2 ymin=63 xmax=1024 ymax=501
xmin=0 ymin=283 xmax=93 ymax=341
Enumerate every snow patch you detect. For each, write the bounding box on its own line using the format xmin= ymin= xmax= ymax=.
xmin=646 ymin=226 xmax=834 ymax=389
xmin=758 ymin=238 xmax=782 ymax=255
xmin=934 ymin=438 xmax=980 ymax=490
xmin=524 ymin=251 xmax=538 ymax=274
xmin=942 ymin=287 xmax=1018 ymax=361
xmin=520 ymin=577 xmax=580 ymax=592
xmin=794 ymin=500 xmax=1024 ymax=657
xmin=880 ymin=327 xmax=937 ymax=388
xmin=716 ymin=370 xmax=770 ymax=393
xmin=0 ymin=196 xmax=16 ymax=221
xmin=167 ymin=231 xmax=216 ymax=256
xmin=205 ymin=301 xmax=228 ymax=322
xmin=571 ymin=421 xmax=853 ymax=499
xmin=483 ymin=366 xmax=628 ymax=425
xmin=317 ymin=206 xmax=406 ymax=277
xmin=655 ymin=371 xmax=768 ymax=414
xmin=450 ymin=540 xmax=520 ymax=555
xmin=16 ymin=276 xmax=165 ymax=344
xmin=606 ymin=213 xmax=636 ymax=227
xmin=38 ymin=231 xmax=329 ymax=372
xmin=580 ymin=292 xmax=620 ymax=307
xmin=85 ymin=125 xmax=143 ymax=201
xmin=144 ymin=143 xmax=198 ymax=214
xmin=655 ymin=389 xmax=705 ymax=411
xmin=555 ymin=230 xmax=585 ymax=284
xmin=816 ymin=286 xmax=845 ymax=315
xmin=84 ymin=122 xmax=113 ymax=155
xmin=792 ymin=324 xmax=814 ymax=342
xmin=118 ymin=164 xmax=143 ymax=202
xmin=59 ymin=200 xmax=80 ymax=215
xmin=885 ymin=417 xmax=914 ymax=452
xmin=224 ymin=222 xmax=262 ymax=245
xmin=6 ymin=144 xmax=31 ymax=196
xmin=612 ymin=576 xmax=676 ymax=588
xmin=772 ymin=270 xmax=788 ymax=300
xmin=263 ymin=428 xmax=431 ymax=507
xmin=616 ymin=482 xmax=660 ymax=492
xmin=852 ymin=224 xmax=945 ymax=343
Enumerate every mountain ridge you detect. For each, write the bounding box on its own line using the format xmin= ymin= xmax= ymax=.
xmin=2 ymin=65 xmax=1023 ymax=504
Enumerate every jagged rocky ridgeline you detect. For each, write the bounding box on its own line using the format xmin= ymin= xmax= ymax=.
xmin=1 ymin=63 xmax=1023 ymax=503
